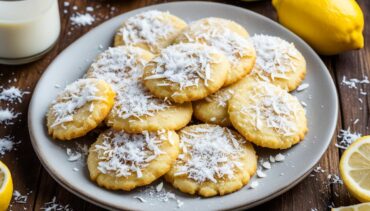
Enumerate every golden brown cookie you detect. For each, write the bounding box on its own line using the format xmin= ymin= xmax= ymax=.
xmin=249 ymin=35 xmax=306 ymax=91
xmin=165 ymin=124 xmax=257 ymax=197
xmin=114 ymin=10 xmax=187 ymax=54
xmin=88 ymin=129 xmax=180 ymax=191
xmin=143 ymin=43 xmax=230 ymax=103
xmin=228 ymin=82 xmax=308 ymax=149
xmin=46 ymin=79 xmax=115 ymax=141
xmin=176 ymin=17 xmax=256 ymax=86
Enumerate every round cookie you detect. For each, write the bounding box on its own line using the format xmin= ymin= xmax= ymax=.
xmin=87 ymin=129 xmax=180 ymax=191
xmin=165 ymin=124 xmax=257 ymax=197
xmin=86 ymin=46 xmax=154 ymax=91
xmin=46 ymin=78 xmax=115 ymax=141
xmin=114 ymin=10 xmax=187 ymax=54
xmin=228 ymin=82 xmax=308 ymax=149
xmin=143 ymin=43 xmax=230 ymax=103
xmin=106 ymin=79 xmax=193 ymax=133
xmin=176 ymin=17 xmax=256 ymax=86
xmin=249 ymin=34 xmax=306 ymax=91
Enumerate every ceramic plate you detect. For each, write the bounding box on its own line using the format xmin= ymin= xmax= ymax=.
xmin=28 ymin=2 xmax=338 ymax=210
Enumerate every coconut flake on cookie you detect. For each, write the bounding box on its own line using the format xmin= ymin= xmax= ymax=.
xmin=145 ymin=43 xmax=220 ymax=89
xmin=49 ymin=79 xmax=106 ymax=128
xmin=118 ymin=10 xmax=175 ymax=52
xmin=251 ymin=34 xmax=300 ymax=80
xmin=94 ymin=130 xmax=169 ymax=178
xmin=175 ymin=126 xmax=245 ymax=183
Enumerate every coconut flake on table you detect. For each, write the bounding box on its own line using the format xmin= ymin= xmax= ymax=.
xmin=341 ymin=76 xmax=369 ymax=89
xmin=336 ymin=127 xmax=361 ymax=149
xmin=70 ymin=13 xmax=95 ymax=26
xmin=0 ymin=109 xmax=19 ymax=125
xmin=328 ymin=174 xmax=343 ymax=185
xmin=0 ymin=87 xmax=29 ymax=103
xmin=40 ymin=197 xmax=73 ymax=211
xmin=145 ymin=43 xmax=220 ymax=90
xmin=13 ymin=190 xmax=32 ymax=204
xmin=118 ymin=10 xmax=176 ymax=52
xmin=0 ymin=136 xmax=19 ymax=156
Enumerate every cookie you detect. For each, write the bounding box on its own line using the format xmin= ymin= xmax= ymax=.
xmin=228 ymin=82 xmax=308 ymax=149
xmin=87 ymin=129 xmax=180 ymax=191
xmin=176 ymin=18 xmax=256 ymax=86
xmin=106 ymin=79 xmax=193 ymax=133
xmin=86 ymin=46 xmax=154 ymax=91
xmin=249 ymin=35 xmax=306 ymax=91
xmin=46 ymin=79 xmax=115 ymax=141
xmin=114 ymin=10 xmax=187 ymax=54
xmin=143 ymin=43 xmax=230 ymax=103
xmin=165 ymin=124 xmax=257 ymax=197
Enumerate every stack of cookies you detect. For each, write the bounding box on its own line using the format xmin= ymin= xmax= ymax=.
xmin=46 ymin=10 xmax=308 ymax=197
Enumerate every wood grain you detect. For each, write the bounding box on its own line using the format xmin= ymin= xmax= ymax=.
xmin=0 ymin=0 xmax=368 ymax=210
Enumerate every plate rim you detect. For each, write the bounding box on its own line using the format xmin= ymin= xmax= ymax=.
xmin=28 ymin=1 xmax=339 ymax=210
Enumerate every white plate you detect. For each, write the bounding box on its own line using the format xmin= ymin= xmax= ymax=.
xmin=28 ymin=2 xmax=338 ymax=210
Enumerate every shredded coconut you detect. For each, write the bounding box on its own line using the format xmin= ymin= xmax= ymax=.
xmin=337 ymin=127 xmax=361 ymax=149
xmin=0 ymin=87 xmax=29 ymax=103
xmin=256 ymin=169 xmax=266 ymax=178
xmin=145 ymin=43 xmax=220 ymax=89
xmin=13 ymin=190 xmax=32 ymax=204
xmin=48 ymin=79 xmax=106 ymax=128
xmin=262 ymin=161 xmax=271 ymax=169
xmin=0 ymin=136 xmax=19 ymax=156
xmin=112 ymin=80 xmax=170 ymax=119
xmin=0 ymin=109 xmax=19 ymax=125
xmin=70 ymin=13 xmax=95 ymax=26
xmin=95 ymin=130 xmax=169 ymax=178
xmin=328 ymin=174 xmax=343 ymax=185
xmin=133 ymin=184 xmax=184 ymax=208
xmin=296 ymin=83 xmax=309 ymax=92
xmin=275 ymin=153 xmax=285 ymax=162
xmin=240 ymin=83 xmax=301 ymax=136
xmin=341 ymin=76 xmax=369 ymax=89
xmin=119 ymin=10 xmax=175 ymax=53
xmin=205 ymin=88 xmax=235 ymax=108
xmin=251 ymin=34 xmax=300 ymax=81
xmin=87 ymin=46 xmax=148 ymax=91
xmin=174 ymin=125 xmax=245 ymax=183
xmin=250 ymin=181 xmax=259 ymax=189
xmin=40 ymin=197 xmax=73 ymax=211
xmin=183 ymin=19 xmax=253 ymax=65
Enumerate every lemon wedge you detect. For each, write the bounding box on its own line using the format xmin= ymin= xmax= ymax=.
xmin=340 ymin=136 xmax=370 ymax=202
xmin=0 ymin=161 xmax=13 ymax=211
xmin=331 ymin=202 xmax=370 ymax=211
xmin=272 ymin=0 xmax=364 ymax=55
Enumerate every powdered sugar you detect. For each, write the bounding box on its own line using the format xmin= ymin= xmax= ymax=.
xmin=174 ymin=125 xmax=245 ymax=183
xmin=145 ymin=43 xmax=220 ymax=89
xmin=251 ymin=34 xmax=300 ymax=81
xmin=95 ymin=130 xmax=169 ymax=178
xmin=119 ymin=10 xmax=176 ymax=53
xmin=48 ymin=79 xmax=106 ymax=128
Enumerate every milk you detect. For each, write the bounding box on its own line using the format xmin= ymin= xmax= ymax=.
xmin=0 ymin=0 xmax=60 ymax=64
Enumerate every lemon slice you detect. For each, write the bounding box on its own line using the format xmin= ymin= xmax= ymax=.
xmin=0 ymin=161 xmax=13 ymax=211
xmin=331 ymin=202 xmax=370 ymax=211
xmin=340 ymin=136 xmax=370 ymax=202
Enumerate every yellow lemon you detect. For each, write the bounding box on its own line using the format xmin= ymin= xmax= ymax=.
xmin=272 ymin=0 xmax=364 ymax=55
xmin=0 ymin=161 xmax=13 ymax=211
xmin=331 ymin=202 xmax=370 ymax=211
xmin=339 ymin=136 xmax=370 ymax=202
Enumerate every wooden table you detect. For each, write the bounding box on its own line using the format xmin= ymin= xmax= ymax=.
xmin=1 ymin=0 xmax=368 ymax=210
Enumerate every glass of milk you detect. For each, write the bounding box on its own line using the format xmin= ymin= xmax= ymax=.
xmin=0 ymin=0 xmax=60 ymax=65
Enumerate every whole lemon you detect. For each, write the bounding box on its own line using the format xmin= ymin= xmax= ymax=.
xmin=272 ymin=0 xmax=364 ymax=55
